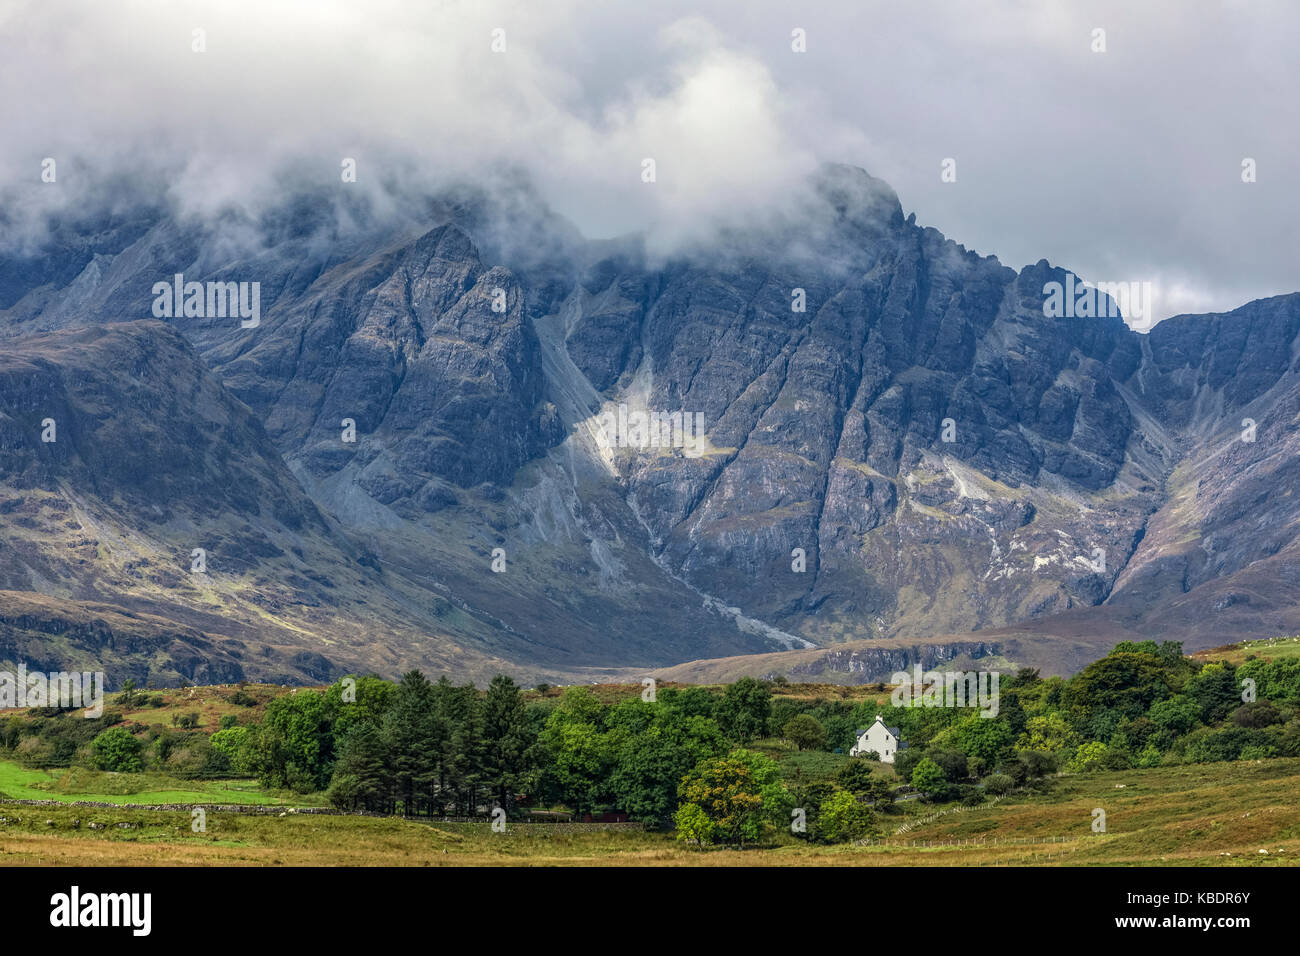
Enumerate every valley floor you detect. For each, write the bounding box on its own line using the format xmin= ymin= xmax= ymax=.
xmin=3 ymin=758 xmax=1298 ymax=866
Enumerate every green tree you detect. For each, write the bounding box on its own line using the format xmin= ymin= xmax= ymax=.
xmin=892 ymin=748 xmax=923 ymax=779
xmin=950 ymin=714 xmax=1015 ymax=765
xmin=92 ymin=727 xmax=143 ymax=772
xmin=540 ymin=688 xmax=612 ymax=816
xmin=327 ymin=722 xmax=392 ymax=813
xmin=1065 ymin=740 xmax=1109 ymax=772
xmin=677 ymin=754 xmax=766 ymax=846
xmin=836 ymin=758 xmax=878 ymax=795
xmin=1237 ymin=657 xmax=1300 ymax=702
xmin=480 ymin=675 xmax=537 ymax=814
xmin=431 ymin=677 xmax=485 ymax=815
xmin=673 ymin=801 xmax=715 ymax=847
xmin=1017 ymin=712 xmax=1080 ymax=755
xmin=663 ymin=686 xmax=718 ymax=719
xmin=252 ymin=688 xmax=339 ymax=792
xmin=1016 ymin=749 xmax=1058 ymax=779
xmin=910 ymin=757 xmax=946 ymax=796
xmin=1064 ymin=652 xmax=1178 ymax=721
xmin=382 ymin=671 xmax=443 ymax=816
xmin=1148 ymin=694 xmax=1200 ymax=735
xmin=1184 ymin=662 xmax=1241 ymax=724
xmin=983 ymin=773 xmax=1014 ymax=795
xmin=209 ymin=726 xmax=254 ymax=775
xmin=608 ymin=708 xmax=725 ymax=823
xmin=818 ymin=788 xmax=876 ymax=843
xmin=715 ymin=677 xmax=771 ymax=743
xmin=783 ymin=713 xmax=826 ymax=751
xmin=1232 ymin=700 xmax=1284 ymax=728
xmin=117 ymin=678 xmax=138 ymax=709
xmin=728 ymin=748 xmax=793 ymax=829
xmin=328 ymin=675 xmax=395 ymax=738
xmin=930 ymin=748 xmax=968 ymax=783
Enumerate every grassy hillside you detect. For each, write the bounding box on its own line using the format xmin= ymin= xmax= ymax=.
xmin=107 ymin=682 xmax=283 ymax=731
xmin=1193 ymin=635 xmax=1300 ymax=666
xmin=877 ymin=757 xmax=1300 ymax=865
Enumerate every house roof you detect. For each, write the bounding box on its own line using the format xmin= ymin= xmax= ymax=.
xmin=854 ymin=725 xmax=902 ymax=739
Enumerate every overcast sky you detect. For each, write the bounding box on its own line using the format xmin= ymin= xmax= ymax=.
xmin=1 ymin=0 xmax=1296 ymax=323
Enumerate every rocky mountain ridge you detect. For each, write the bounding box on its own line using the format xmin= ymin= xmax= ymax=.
xmin=2 ymin=165 xmax=1297 ymax=684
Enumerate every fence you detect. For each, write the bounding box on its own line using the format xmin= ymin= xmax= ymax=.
xmin=861 ymin=835 xmax=1078 ymax=848
xmin=0 ymin=798 xmax=646 ymax=830
xmin=893 ymin=790 xmax=1014 ymax=834
xmin=0 ymin=798 xmax=337 ymax=813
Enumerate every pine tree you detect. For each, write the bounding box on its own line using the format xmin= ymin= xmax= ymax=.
xmin=481 ymin=675 xmax=537 ymax=815
xmin=383 ymin=671 xmax=442 ymax=817
xmin=327 ymin=722 xmax=392 ymax=813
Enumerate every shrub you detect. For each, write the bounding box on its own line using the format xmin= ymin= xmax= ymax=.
xmin=817 ymin=789 xmax=876 ymax=843
xmin=1136 ymin=744 xmax=1163 ymax=768
xmin=1239 ymin=744 xmax=1277 ymax=760
xmin=1181 ymin=726 xmax=1281 ymax=763
xmin=1065 ymin=741 xmax=1109 ymax=773
xmin=92 ymin=727 xmax=144 ymax=772
xmin=1102 ymin=745 xmax=1133 ymax=770
xmin=673 ymin=802 xmax=714 ymax=847
xmin=893 ymin=748 xmax=922 ymax=779
xmin=1148 ymin=694 xmax=1200 ymax=735
xmin=837 ymin=757 xmax=878 ymax=795
xmin=930 ymin=749 xmax=968 ymax=782
xmin=16 ymin=734 xmax=55 ymax=767
xmin=783 ymin=714 xmax=827 ymax=752
xmin=1231 ymin=700 xmax=1283 ymax=729
xmin=1017 ymin=749 xmax=1057 ymax=778
xmin=910 ymin=757 xmax=947 ymax=796
xmin=982 ymin=773 xmax=1014 ymax=795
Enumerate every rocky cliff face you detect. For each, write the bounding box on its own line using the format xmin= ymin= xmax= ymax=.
xmin=2 ymin=165 xmax=1298 ymax=683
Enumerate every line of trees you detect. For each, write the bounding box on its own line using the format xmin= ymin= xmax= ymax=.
xmin=256 ymin=673 xmax=540 ymax=817
xmin=5 ymin=639 xmax=1300 ymax=840
xmin=302 ymin=675 xmax=775 ymax=822
xmin=884 ymin=641 xmax=1300 ymax=801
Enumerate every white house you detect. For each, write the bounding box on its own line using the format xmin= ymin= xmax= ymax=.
xmin=849 ymin=714 xmax=904 ymax=763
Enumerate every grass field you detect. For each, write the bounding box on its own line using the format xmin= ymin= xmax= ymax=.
xmin=1194 ymin=635 xmax=1300 ymax=666
xmin=3 ymin=757 xmax=1297 ymax=866
xmin=0 ymin=760 xmax=310 ymax=806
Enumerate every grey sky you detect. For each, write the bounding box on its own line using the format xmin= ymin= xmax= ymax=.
xmin=1 ymin=0 xmax=1295 ymax=323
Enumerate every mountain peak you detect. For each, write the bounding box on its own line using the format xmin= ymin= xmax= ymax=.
xmin=810 ymin=162 xmax=905 ymax=231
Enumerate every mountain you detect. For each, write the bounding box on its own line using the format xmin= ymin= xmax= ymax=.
xmin=2 ymin=165 xmax=1298 ymax=686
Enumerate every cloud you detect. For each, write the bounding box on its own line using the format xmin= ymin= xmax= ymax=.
xmin=0 ymin=2 xmax=837 ymax=246
xmin=1 ymin=0 xmax=1295 ymax=321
